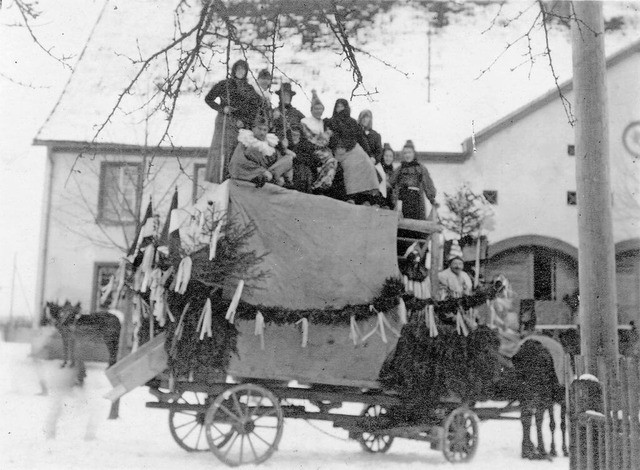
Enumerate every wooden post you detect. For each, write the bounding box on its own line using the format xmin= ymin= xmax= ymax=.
xmin=108 ymin=293 xmax=134 ymax=420
xmin=571 ymin=1 xmax=619 ymax=375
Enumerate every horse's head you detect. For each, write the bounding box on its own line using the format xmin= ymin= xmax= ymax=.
xmin=47 ymin=301 xmax=81 ymax=330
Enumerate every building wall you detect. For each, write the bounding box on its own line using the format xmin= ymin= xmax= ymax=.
xmin=426 ymin=51 xmax=640 ymax=326
xmin=43 ymin=149 xmax=206 ymax=312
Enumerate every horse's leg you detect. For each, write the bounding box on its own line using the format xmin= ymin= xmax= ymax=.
xmin=106 ymin=336 xmax=119 ymax=367
xmin=521 ymin=405 xmax=536 ymax=459
xmin=69 ymin=332 xmax=76 ymax=367
xmin=535 ymin=406 xmax=547 ymax=457
xmin=548 ymin=403 xmax=557 ymax=457
xmin=560 ymin=400 xmax=568 ymax=457
xmin=60 ymin=331 xmax=69 ymax=368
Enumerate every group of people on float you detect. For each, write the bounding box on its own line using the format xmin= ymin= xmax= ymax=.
xmin=204 ymin=59 xmax=437 ymax=225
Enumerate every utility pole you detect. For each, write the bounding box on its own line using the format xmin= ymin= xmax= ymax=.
xmin=571 ymin=1 xmax=619 ymax=374
xmin=9 ymin=253 xmax=17 ymax=324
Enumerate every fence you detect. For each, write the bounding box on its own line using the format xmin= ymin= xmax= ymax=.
xmin=568 ymin=355 xmax=640 ymax=470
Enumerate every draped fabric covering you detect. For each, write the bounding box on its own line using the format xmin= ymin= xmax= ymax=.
xmin=221 ymin=180 xmax=399 ymax=309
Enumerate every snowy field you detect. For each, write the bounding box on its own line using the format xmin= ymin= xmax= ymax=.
xmin=0 ymin=340 xmax=569 ymax=469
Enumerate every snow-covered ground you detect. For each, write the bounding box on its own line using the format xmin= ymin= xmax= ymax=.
xmin=0 ymin=340 xmax=570 ymax=470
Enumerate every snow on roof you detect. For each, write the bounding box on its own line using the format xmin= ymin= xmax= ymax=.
xmin=34 ymin=0 xmax=640 ymax=153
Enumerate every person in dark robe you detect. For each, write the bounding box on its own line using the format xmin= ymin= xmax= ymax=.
xmin=389 ymin=139 xmax=437 ymax=244
xmin=324 ymin=99 xmax=380 ymax=205
xmin=357 ymin=109 xmax=383 ymax=164
xmin=204 ymin=60 xmax=261 ymax=182
xmin=288 ymin=125 xmax=318 ymax=193
xmin=380 ymin=143 xmax=396 ymax=209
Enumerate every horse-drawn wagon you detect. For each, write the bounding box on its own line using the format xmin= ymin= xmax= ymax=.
xmin=103 ymin=180 xmax=565 ymax=465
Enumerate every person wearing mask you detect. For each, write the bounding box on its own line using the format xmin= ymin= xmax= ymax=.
xmin=204 ymin=60 xmax=261 ymax=182
xmin=324 ymin=99 xmax=380 ymax=205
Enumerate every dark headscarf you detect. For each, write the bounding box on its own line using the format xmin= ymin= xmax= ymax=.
xmin=230 ymin=60 xmax=249 ymax=81
xmin=332 ymin=99 xmax=351 ymax=118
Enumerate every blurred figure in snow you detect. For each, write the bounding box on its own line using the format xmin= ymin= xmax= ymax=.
xmin=42 ymin=358 xmax=98 ymax=441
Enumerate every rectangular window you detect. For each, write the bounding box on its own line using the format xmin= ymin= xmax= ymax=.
xmin=567 ymin=191 xmax=577 ymax=205
xmin=567 ymin=145 xmax=575 ymax=156
xmin=193 ymin=163 xmax=207 ymax=203
xmin=98 ymin=162 xmax=142 ymax=224
xmin=483 ymin=190 xmax=498 ymax=205
xmin=91 ymin=262 xmax=120 ymax=312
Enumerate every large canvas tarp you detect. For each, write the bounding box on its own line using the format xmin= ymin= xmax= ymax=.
xmin=226 ymin=180 xmax=399 ymax=309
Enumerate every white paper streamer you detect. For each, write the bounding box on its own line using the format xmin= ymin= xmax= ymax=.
xmin=100 ymin=275 xmax=115 ymax=304
xmin=174 ymin=256 xmax=192 ymax=294
xmin=488 ymin=300 xmax=497 ymax=328
xmin=296 ymin=318 xmax=309 ymax=347
xmin=198 ymin=299 xmax=213 ymax=340
xmin=362 ymin=306 xmax=400 ymax=343
xmin=225 ymin=280 xmax=244 ymax=323
xmin=254 ymin=311 xmax=265 ymax=350
xmin=427 ymin=305 xmax=438 ymax=337
xmin=397 ymin=298 xmax=407 ymax=325
xmin=456 ymin=309 xmax=469 ymax=336
xmin=349 ymin=316 xmax=362 ymax=345
xmin=209 ymin=221 xmax=223 ymax=260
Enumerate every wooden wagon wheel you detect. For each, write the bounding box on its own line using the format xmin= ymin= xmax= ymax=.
xmin=356 ymin=404 xmax=394 ymax=453
xmin=205 ymin=383 xmax=284 ymax=466
xmin=441 ymin=407 xmax=479 ymax=463
xmin=169 ymin=391 xmax=234 ymax=452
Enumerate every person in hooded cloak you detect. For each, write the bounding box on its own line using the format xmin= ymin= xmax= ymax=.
xmin=204 ymin=60 xmax=261 ymax=182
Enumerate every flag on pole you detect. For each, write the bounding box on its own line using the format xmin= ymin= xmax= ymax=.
xmin=127 ymin=198 xmax=153 ymax=258
xmin=159 ymin=188 xmax=182 ymax=265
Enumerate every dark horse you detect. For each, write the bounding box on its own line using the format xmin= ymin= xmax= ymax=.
xmin=509 ymin=337 xmax=567 ymax=459
xmin=46 ymin=301 xmax=122 ymax=370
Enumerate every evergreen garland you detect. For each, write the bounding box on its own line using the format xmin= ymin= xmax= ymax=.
xmin=378 ymin=316 xmax=502 ymax=421
xmin=164 ymin=282 xmax=239 ymax=383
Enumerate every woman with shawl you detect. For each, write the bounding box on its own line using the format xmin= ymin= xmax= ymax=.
xmin=204 ymin=60 xmax=261 ymax=182
xmin=324 ymin=99 xmax=380 ymax=204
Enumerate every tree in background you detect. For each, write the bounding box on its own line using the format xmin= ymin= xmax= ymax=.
xmin=440 ymin=183 xmax=494 ymax=249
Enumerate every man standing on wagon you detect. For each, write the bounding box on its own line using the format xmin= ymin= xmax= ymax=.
xmin=273 ymin=82 xmax=305 ymax=149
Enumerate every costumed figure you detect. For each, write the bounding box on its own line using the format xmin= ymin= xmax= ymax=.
xmin=288 ymin=125 xmax=318 ymax=193
xmin=299 ymin=90 xmax=338 ymax=192
xmin=228 ymin=113 xmax=294 ymax=188
xmin=204 ymin=60 xmax=261 ymax=182
xmin=252 ymin=69 xmax=274 ymax=126
xmin=437 ymin=241 xmax=473 ymax=299
xmin=380 ymin=143 xmax=396 ymax=208
xmin=390 ymin=139 xmax=437 ymax=218
xmin=324 ymin=99 xmax=380 ymax=205
xmin=358 ymin=110 xmax=383 ymax=164
xmin=273 ymin=82 xmax=305 ymax=149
